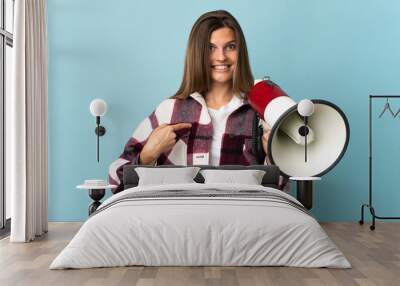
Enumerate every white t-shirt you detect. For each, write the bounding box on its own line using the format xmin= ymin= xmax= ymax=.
xmin=207 ymin=95 xmax=243 ymax=166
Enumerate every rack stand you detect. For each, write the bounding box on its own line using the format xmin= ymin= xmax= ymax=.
xmin=359 ymin=95 xmax=400 ymax=230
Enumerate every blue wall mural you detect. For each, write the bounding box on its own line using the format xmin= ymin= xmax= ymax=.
xmin=47 ymin=0 xmax=400 ymax=221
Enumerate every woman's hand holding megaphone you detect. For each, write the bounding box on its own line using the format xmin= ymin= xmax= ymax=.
xmin=262 ymin=129 xmax=271 ymax=164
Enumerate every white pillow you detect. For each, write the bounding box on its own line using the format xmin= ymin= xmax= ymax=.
xmin=200 ymin=169 xmax=266 ymax=185
xmin=135 ymin=167 xmax=200 ymax=186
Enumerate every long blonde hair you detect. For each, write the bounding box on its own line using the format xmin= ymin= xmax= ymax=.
xmin=173 ymin=10 xmax=254 ymax=99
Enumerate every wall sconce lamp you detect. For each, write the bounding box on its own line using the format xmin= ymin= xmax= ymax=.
xmin=89 ymin=99 xmax=107 ymax=162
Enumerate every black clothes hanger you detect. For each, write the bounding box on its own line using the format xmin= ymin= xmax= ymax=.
xmin=393 ymin=107 xmax=400 ymax=118
xmin=378 ymin=98 xmax=395 ymax=118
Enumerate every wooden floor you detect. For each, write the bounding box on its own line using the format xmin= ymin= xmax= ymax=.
xmin=0 ymin=222 xmax=399 ymax=286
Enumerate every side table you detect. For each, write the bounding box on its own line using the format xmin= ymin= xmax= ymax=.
xmin=77 ymin=181 xmax=117 ymax=215
xmin=289 ymin=177 xmax=321 ymax=210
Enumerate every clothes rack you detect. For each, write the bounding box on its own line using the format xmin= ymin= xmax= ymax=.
xmin=359 ymin=95 xmax=400 ymax=230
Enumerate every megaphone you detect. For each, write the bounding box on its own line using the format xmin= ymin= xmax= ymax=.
xmin=248 ymin=77 xmax=350 ymax=209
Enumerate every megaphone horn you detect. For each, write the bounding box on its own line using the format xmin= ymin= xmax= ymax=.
xmin=248 ymin=78 xmax=350 ymax=178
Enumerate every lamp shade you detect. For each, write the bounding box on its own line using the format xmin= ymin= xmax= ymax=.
xmin=90 ymin=99 xmax=107 ymax=117
xmin=297 ymin=99 xmax=314 ymax=117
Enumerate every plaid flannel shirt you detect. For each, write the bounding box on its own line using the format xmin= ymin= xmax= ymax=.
xmin=108 ymin=92 xmax=288 ymax=194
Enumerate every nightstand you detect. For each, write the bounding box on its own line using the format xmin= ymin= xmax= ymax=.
xmin=77 ymin=180 xmax=117 ymax=215
xmin=289 ymin=177 xmax=321 ymax=210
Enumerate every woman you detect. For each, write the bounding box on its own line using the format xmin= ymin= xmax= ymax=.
xmin=109 ymin=10 xmax=272 ymax=193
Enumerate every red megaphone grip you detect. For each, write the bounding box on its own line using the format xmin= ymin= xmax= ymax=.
xmin=248 ymin=80 xmax=288 ymax=120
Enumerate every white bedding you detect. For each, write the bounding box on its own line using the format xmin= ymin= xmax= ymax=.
xmin=50 ymin=183 xmax=350 ymax=269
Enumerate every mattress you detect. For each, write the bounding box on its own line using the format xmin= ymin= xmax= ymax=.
xmin=50 ymin=183 xmax=350 ymax=269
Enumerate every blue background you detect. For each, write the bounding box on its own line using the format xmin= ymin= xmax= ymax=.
xmin=47 ymin=0 xmax=400 ymax=221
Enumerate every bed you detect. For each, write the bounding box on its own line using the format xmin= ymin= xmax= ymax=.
xmin=50 ymin=165 xmax=350 ymax=269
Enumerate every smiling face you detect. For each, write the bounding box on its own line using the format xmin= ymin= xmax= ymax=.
xmin=209 ymin=27 xmax=238 ymax=87
xmin=174 ymin=10 xmax=254 ymax=100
